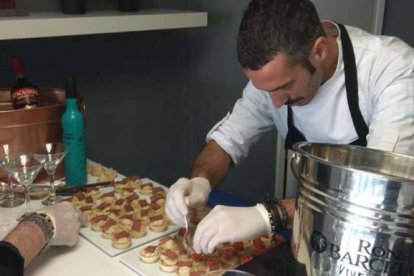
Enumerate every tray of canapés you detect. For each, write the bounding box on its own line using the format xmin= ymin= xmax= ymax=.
xmin=67 ymin=176 xmax=180 ymax=256
xmin=119 ymin=211 xmax=287 ymax=276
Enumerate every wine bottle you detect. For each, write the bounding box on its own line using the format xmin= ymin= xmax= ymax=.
xmin=61 ymin=77 xmax=86 ymax=186
xmin=10 ymin=58 xmax=39 ymax=109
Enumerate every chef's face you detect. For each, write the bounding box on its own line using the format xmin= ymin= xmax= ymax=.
xmin=244 ymin=52 xmax=324 ymax=108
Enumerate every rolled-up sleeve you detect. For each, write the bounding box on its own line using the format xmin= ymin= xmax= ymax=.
xmin=207 ymin=81 xmax=275 ymax=164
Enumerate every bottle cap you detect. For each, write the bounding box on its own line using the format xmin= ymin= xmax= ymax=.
xmin=64 ymin=77 xmax=78 ymax=99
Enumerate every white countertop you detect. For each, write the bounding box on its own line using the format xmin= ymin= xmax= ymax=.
xmin=0 ymin=162 xmax=142 ymax=276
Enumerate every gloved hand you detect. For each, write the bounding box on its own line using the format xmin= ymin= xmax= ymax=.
xmin=193 ymin=204 xmax=270 ymax=254
xmin=165 ymin=177 xmax=211 ymax=227
xmin=38 ymin=201 xmax=87 ymax=247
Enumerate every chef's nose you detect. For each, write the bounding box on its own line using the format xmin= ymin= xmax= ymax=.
xmin=270 ymin=92 xmax=289 ymax=108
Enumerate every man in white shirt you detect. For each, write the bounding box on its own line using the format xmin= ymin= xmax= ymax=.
xmin=166 ymin=0 xmax=414 ymax=254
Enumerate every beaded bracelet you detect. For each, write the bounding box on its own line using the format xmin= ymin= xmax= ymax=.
xmin=262 ymin=201 xmax=281 ymax=233
xmin=22 ymin=213 xmax=55 ymax=255
xmin=264 ymin=198 xmax=288 ymax=230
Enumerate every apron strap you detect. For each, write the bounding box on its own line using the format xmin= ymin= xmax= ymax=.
xmin=338 ymin=23 xmax=368 ymax=146
xmin=284 ymin=106 xmax=306 ymax=150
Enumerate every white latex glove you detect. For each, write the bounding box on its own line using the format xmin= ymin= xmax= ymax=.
xmin=38 ymin=201 xmax=87 ymax=247
xmin=193 ymin=204 xmax=271 ymax=254
xmin=165 ymin=177 xmax=211 ymax=227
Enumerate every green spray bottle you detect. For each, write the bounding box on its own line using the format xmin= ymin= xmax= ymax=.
xmin=61 ymin=77 xmax=86 ymax=186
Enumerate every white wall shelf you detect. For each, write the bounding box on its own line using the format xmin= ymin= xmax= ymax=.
xmin=0 ymin=9 xmax=208 ymax=40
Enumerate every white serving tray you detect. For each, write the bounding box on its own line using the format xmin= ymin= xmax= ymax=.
xmin=79 ymin=178 xmax=179 ymax=257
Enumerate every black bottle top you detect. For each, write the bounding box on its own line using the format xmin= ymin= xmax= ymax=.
xmin=65 ymin=77 xmax=78 ymax=99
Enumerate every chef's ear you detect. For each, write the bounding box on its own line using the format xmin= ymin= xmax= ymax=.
xmin=309 ymin=36 xmax=328 ymax=63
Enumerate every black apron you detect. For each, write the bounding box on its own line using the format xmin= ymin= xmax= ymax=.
xmin=284 ymin=23 xmax=369 ymax=150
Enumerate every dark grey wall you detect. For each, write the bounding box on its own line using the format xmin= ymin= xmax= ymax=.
xmin=186 ymin=0 xmax=276 ymax=202
xmin=2 ymin=0 xmax=276 ymax=203
xmin=382 ymin=0 xmax=414 ymax=47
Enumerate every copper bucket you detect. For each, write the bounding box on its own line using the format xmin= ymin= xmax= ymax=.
xmin=0 ymin=87 xmax=83 ymax=183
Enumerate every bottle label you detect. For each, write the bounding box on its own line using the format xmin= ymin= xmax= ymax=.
xmin=11 ymin=87 xmax=39 ymax=108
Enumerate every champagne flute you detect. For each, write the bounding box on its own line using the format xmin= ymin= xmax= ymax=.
xmin=34 ymin=142 xmax=66 ymax=206
xmin=0 ymin=144 xmax=27 ymax=208
xmin=7 ymin=154 xmax=42 ymax=220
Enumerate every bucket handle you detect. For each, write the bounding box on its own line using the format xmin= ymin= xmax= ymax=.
xmin=290 ymin=151 xmax=301 ymax=180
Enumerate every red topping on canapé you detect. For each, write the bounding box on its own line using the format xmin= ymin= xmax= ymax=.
xmin=96 ymin=202 xmax=111 ymax=211
xmin=144 ymin=245 xmax=157 ymax=253
xmin=140 ymin=209 xmax=149 ymax=217
xmin=91 ymin=215 xmax=107 ymax=224
xmin=131 ymin=219 xmax=142 ymax=230
xmin=101 ymin=218 xmax=117 ymax=231
xmin=207 ymin=258 xmax=219 ymax=266
xmin=115 ymin=198 xmax=125 ymax=206
xmin=233 ymin=241 xmax=245 ymax=250
xmin=222 ymin=249 xmax=235 ymax=258
xmin=139 ymin=200 xmax=148 ymax=207
xmin=124 ymin=204 xmax=133 ymax=212
xmin=150 ymin=215 xmax=163 ymax=222
xmin=150 ymin=202 xmax=160 ymax=210
xmin=190 ymin=217 xmax=200 ymax=225
xmin=253 ymin=238 xmax=265 ymax=249
xmin=239 ymin=255 xmax=253 ymax=264
xmin=126 ymin=193 xmax=139 ymax=201
xmin=178 ymin=228 xmax=186 ymax=236
xmin=150 ymin=193 xmax=164 ymax=203
xmin=162 ymin=249 xmax=178 ymax=260
xmin=113 ymin=231 xmax=129 ymax=240
xmin=79 ymin=206 xmax=92 ymax=212
xmin=191 ymin=253 xmax=205 ymax=261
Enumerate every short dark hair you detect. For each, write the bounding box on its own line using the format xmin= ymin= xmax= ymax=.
xmin=237 ymin=0 xmax=325 ymax=73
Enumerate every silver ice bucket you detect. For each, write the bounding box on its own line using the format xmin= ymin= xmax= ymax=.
xmin=290 ymin=142 xmax=414 ymax=276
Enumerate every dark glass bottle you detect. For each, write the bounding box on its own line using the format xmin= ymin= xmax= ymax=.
xmin=10 ymin=58 xmax=39 ymax=109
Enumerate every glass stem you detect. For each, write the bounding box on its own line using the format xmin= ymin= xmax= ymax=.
xmin=48 ymin=173 xmax=56 ymax=200
xmin=24 ymin=185 xmax=32 ymax=216
xmin=5 ymin=175 xmax=14 ymax=200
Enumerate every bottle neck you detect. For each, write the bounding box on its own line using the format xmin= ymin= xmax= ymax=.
xmin=12 ymin=59 xmax=26 ymax=78
xmin=65 ymin=98 xmax=78 ymax=110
